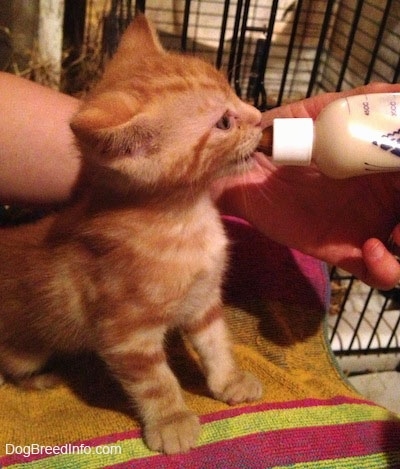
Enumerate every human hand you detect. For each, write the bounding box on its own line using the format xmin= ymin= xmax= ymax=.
xmin=215 ymin=83 xmax=400 ymax=289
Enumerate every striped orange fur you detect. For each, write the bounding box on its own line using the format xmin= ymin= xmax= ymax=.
xmin=0 ymin=14 xmax=262 ymax=454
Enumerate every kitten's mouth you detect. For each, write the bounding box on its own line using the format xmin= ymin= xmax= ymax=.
xmin=243 ymin=152 xmax=254 ymax=162
xmin=240 ymin=149 xmax=258 ymax=165
xmin=228 ymin=151 xmax=256 ymax=174
xmin=226 ymin=143 xmax=260 ymax=174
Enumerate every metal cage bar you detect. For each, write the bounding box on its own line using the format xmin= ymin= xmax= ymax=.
xmin=329 ymin=268 xmax=400 ymax=357
xmin=335 ymin=0 xmax=365 ymax=92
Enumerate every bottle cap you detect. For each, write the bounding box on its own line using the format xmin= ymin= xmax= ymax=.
xmin=272 ymin=118 xmax=314 ymax=165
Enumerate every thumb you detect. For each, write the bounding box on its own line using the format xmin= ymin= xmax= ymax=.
xmin=361 ymin=238 xmax=400 ymax=290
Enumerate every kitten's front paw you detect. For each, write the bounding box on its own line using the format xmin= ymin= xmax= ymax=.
xmin=214 ymin=371 xmax=263 ymax=405
xmin=144 ymin=411 xmax=200 ymax=454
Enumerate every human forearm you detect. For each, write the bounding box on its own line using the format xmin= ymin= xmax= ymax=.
xmin=0 ymin=72 xmax=80 ymax=205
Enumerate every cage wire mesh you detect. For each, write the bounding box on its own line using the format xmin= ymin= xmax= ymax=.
xmin=89 ymin=0 xmax=400 ymax=109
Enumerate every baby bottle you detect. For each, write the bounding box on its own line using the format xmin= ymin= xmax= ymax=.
xmin=257 ymin=93 xmax=400 ymax=178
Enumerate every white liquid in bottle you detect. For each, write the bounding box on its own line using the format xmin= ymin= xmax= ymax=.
xmin=258 ymin=93 xmax=400 ymax=179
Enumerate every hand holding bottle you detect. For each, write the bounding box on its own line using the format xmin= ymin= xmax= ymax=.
xmin=215 ymin=83 xmax=400 ymax=290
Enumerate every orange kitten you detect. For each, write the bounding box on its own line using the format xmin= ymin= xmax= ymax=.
xmin=0 ymin=15 xmax=262 ymax=453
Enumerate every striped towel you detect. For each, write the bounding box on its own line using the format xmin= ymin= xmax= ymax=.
xmin=1 ymin=217 xmax=399 ymax=468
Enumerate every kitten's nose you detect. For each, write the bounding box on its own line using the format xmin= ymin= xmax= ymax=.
xmin=239 ymin=101 xmax=262 ymax=126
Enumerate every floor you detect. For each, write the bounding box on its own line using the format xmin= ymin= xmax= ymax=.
xmin=348 ymin=371 xmax=400 ymax=415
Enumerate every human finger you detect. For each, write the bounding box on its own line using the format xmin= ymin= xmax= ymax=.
xmin=361 ymin=238 xmax=400 ymax=290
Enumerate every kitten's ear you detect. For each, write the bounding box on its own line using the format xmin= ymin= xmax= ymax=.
xmin=70 ymin=91 xmax=154 ymax=157
xmin=117 ymin=13 xmax=164 ymax=56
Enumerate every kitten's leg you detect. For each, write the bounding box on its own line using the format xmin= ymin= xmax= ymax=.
xmin=17 ymin=373 xmax=62 ymax=390
xmin=0 ymin=347 xmax=59 ymax=389
xmin=184 ymin=303 xmax=263 ymax=405
xmin=99 ymin=324 xmax=200 ymax=454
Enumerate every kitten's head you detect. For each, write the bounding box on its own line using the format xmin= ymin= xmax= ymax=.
xmin=71 ymin=14 xmax=262 ymax=194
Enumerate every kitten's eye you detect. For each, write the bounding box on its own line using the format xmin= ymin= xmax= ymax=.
xmin=215 ymin=113 xmax=232 ymax=130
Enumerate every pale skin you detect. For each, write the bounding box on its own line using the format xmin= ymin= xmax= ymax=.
xmin=0 ymin=71 xmax=80 ymax=205
xmin=0 ymin=71 xmax=399 ymax=289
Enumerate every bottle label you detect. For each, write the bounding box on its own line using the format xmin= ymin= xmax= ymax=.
xmin=347 ymin=94 xmax=400 ymax=174
xmin=372 ymin=128 xmax=400 ymax=158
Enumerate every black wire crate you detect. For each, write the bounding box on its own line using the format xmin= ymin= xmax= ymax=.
xmin=119 ymin=0 xmax=400 ymax=109
xmin=328 ymin=267 xmax=400 ymax=372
